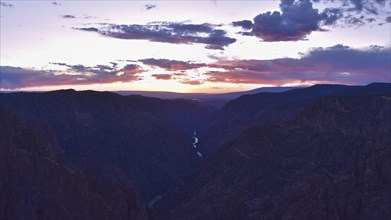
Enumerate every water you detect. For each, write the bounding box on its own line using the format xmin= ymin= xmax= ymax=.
xmin=192 ymin=129 xmax=202 ymax=158
xmin=148 ymin=195 xmax=162 ymax=207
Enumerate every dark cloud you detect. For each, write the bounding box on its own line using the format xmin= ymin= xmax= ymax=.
xmin=232 ymin=20 xmax=253 ymax=30
xmin=52 ymin=2 xmax=62 ymax=6
xmin=235 ymin=0 xmax=388 ymax=41
xmin=50 ymin=62 xmax=67 ymax=66
xmin=344 ymin=15 xmax=366 ymax=26
xmin=321 ymin=8 xmax=344 ymax=25
xmin=1 ymin=2 xmax=13 ymax=7
xmin=152 ymin=74 xmax=172 ymax=80
xmin=386 ymin=16 xmax=391 ymax=22
xmin=75 ymin=27 xmax=99 ymax=32
xmin=75 ymin=22 xmax=236 ymax=50
xmin=248 ymin=0 xmax=342 ymax=41
xmin=62 ymin=15 xmax=76 ymax=19
xmin=0 ymin=65 xmax=142 ymax=89
xmin=331 ymin=0 xmax=390 ymax=27
xmin=346 ymin=0 xmax=387 ymax=14
xmin=204 ymin=45 xmax=390 ymax=85
xmin=50 ymin=62 xmax=144 ymax=76
xmin=374 ymin=0 xmax=387 ymax=4
xmin=70 ymin=64 xmax=87 ymax=72
xmin=349 ymin=0 xmax=364 ymax=11
xmin=0 ymin=62 xmax=145 ymax=89
xmin=94 ymin=65 xmax=114 ymax=71
xmin=204 ymin=29 xmax=236 ymax=50
xmin=144 ymin=4 xmax=156 ymax=10
xmin=140 ymin=58 xmax=204 ymax=71
xmin=122 ymin=64 xmax=143 ymax=74
xmin=110 ymin=62 xmax=118 ymax=68
xmin=315 ymin=0 xmax=387 ymax=15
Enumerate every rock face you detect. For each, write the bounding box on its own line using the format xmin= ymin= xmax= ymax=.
xmin=157 ymin=95 xmax=391 ymax=220
xmin=0 ymin=90 xmax=208 ymax=200
xmin=200 ymin=83 xmax=391 ymax=156
xmin=0 ymin=107 xmax=152 ymax=220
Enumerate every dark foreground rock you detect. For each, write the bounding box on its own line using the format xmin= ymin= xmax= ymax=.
xmin=0 ymin=107 xmax=153 ymax=220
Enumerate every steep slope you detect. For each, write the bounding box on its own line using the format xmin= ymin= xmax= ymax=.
xmin=200 ymin=83 xmax=391 ymax=156
xmin=0 ymin=106 xmax=152 ymax=220
xmin=0 ymin=90 xmax=209 ymax=200
xmin=158 ymin=95 xmax=391 ymax=220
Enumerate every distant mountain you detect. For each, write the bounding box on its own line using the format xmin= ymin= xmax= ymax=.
xmin=114 ymin=87 xmax=299 ymax=100
xmin=0 ymin=107 xmax=153 ymax=220
xmin=157 ymin=95 xmax=391 ymax=220
xmin=0 ymin=90 xmax=210 ymax=201
xmin=199 ymin=83 xmax=391 ymax=156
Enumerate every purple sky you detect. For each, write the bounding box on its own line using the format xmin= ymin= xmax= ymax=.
xmin=1 ymin=0 xmax=390 ymax=93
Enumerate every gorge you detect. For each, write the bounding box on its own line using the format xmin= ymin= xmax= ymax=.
xmin=1 ymin=83 xmax=390 ymax=220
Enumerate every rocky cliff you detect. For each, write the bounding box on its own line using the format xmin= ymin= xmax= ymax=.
xmin=158 ymin=95 xmax=391 ymax=220
xmin=0 ymin=107 xmax=153 ymax=220
xmin=0 ymin=90 xmax=208 ymax=200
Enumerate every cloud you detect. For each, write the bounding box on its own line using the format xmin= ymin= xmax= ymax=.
xmin=386 ymin=16 xmax=391 ymax=22
xmin=76 ymin=27 xmax=99 ymax=32
xmin=336 ymin=0 xmax=389 ymax=27
xmin=152 ymin=74 xmax=172 ymax=80
xmin=204 ymin=45 xmax=390 ymax=85
xmin=232 ymin=20 xmax=253 ymax=30
xmin=242 ymin=0 xmax=344 ymax=41
xmin=179 ymin=79 xmax=204 ymax=85
xmin=52 ymin=2 xmax=62 ymax=6
xmin=344 ymin=15 xmax=366 ymax=26
xmin=75 ymin=22 xmax=236 ymax=50
xmin=321 ymin=8 xmax=344 ymax=25
xmin=233 ymin=0 xmax=389 ymax=41
xmin=83 ymin=15 xmax=97 ymax=19
xmin=62 ymin=15 xmax=76 ymax=19
xmin=1 ymin=2 xmax=13 ymax=7
xmin=348 ymin=0 xmax=364 ymax=11
xmin=110 ymin=62 xmax=118 ymax=68
xmin=0 ymin=63 xmax=144 ymax=89
xmin=61 ymin=14 xmax=98 ymax=19
xmin=2 ymin=45 xmax=388 ymax=89
xmin=144 ymin=4 xmax=156 ymax=10
xmin=50 ymin=62 xmax=144 ymax=76
xmin=122 ymin=64 xmax=143 ymax=74
xmin=140 ymin=58 xmax=204 ymax=71
xmin=346 ymin=0 xmax=387 ymax=14
xmin=314 ymin=0 xmax=387 ymax=15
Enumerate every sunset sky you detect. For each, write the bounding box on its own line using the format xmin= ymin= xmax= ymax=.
xmin=1 ymin=0 xmax=390 ymax=93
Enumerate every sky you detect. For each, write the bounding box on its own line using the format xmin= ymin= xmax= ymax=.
xmin=0 ymin=0 xmax=390 ymax=93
